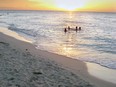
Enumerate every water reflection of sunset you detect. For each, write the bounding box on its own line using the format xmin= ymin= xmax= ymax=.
xmin=56 ymin=32 xmax=86 ymax=58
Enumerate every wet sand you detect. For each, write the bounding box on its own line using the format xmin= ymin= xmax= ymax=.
xmin=0 ymin=27 xmax=116 ymax=87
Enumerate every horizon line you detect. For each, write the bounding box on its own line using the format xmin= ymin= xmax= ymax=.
xmin=0 ymin=9 xmax=116 ymax=13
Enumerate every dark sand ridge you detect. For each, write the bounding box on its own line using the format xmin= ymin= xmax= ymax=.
xmin=0 ymin=28 xmax=116 ymax=87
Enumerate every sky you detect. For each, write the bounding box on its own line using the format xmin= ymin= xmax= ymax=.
xmin=0 ymin=0 xmax=116 ymax=12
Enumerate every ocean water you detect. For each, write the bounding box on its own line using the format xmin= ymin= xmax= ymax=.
xmin=0 ymin=10 xmax=116 ymax=69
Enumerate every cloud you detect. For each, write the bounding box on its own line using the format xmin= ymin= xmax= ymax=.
xmin=0 ymin=0 xmax=24 ymax=3
xmin=28 ymin=0 xmax=55 ymax=5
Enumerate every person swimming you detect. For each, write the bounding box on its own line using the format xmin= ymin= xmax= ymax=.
xmin=76 ymin=26 xmax=78 ymax=32
xmin=68 ymin=26 xmax=70 ymax=30
xmin=79 ymin=27 xmax=81 ymax=30
xmin=64 ymin=28 xmax=67 ymax=33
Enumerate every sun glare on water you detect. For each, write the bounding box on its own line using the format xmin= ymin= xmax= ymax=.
xmin=55 ymin=0 xmax=86 ymax=11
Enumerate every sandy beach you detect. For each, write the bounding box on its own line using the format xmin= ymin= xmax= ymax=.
xmin=0 ymin=27 xmax=116 ymax=87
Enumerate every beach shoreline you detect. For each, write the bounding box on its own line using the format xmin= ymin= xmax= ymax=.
xmin=0 ymin=27 xmax=116 ymax=87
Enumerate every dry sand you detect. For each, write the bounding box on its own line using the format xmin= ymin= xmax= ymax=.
xmin=0 ymin=27 xmax=116 ymax=87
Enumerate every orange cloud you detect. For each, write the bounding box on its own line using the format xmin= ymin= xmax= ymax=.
xmin=0 ymin=0 xmax=43 ymax=10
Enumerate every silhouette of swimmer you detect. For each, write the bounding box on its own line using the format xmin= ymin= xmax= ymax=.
xmin=79 ymin=27 xmax=81 ymax=30
xmin=68 ymin=26 xmax=70 ymax=30
xmin=64 ymin=28 xmax=67 ymax=33
xmin=76 ymin=26 xmax=78 ymax=32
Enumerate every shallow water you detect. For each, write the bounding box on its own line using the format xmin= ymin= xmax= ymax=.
xmin=0 ymin=10 xmax=116 ymax=69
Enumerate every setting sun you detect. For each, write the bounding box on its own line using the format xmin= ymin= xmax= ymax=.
xmin=55 ymin=0 xmax=86 ymax=11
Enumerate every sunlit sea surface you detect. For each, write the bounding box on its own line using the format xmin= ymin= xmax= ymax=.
xmin=0 ymin=10 xmax=116 ymax=69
